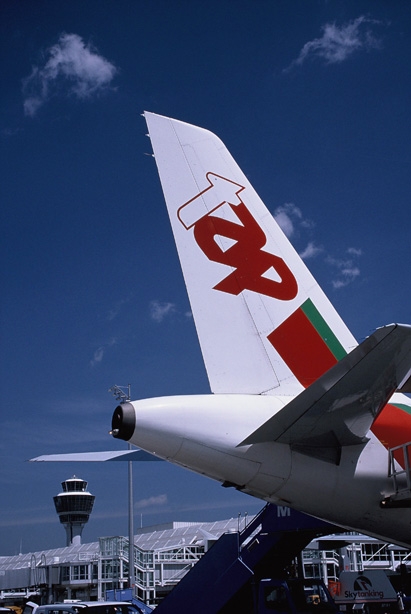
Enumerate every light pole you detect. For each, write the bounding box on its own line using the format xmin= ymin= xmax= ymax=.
xmin=109 ymin=385 xmax=135 ymax=594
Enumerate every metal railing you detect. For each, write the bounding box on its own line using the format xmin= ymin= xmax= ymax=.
xmin=388 ymin=442 xmax=411 ymax=500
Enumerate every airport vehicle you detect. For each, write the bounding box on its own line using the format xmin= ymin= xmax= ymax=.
xmin=22 ymin=602 xmax=38 ymax=614
xmin=256 ymin=578 xmax=338 ymax=614
xmin=332 ymin=571 xmax=398 ymax=613
xmin=104 ymin=593 xmax=151 ymax=614
xmin=110 ymin=113 xmax=411 ymax=547
xmin=31 ymin=602 xmax=144 ymax=614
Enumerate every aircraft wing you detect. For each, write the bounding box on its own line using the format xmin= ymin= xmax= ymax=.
xmin=30 ymin=449 xmax=163 ymax=462
xmin=240 ymin=324 xmax=411 ymax=463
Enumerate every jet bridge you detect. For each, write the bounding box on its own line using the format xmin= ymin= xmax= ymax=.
xmin=153 ymin=503 xmax=338 ymax=614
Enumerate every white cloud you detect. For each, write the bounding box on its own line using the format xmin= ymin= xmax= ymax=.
xmin=274 ymin=202 xmax=362 ymax=289
xmin=134 ymin=494 xmax=168 ymax=510
xmin=91 ymin=346 xmax=105 ymax=365
xmin=286 ymin=16 xmax=382 ymax=70
xmin=90 ymin=337 xmax=117 ymax=367
xmin=22 ymin=33 xmax=118 ymax=116
xmin=299 ymin=241 xmax=323 ymax=260
xmin=150 ymin=300 xmax=176 ymax=323
xmin=332 ymin=267 xmax=361 ymax=289
xmin=274 ymin=211 xmax=294 ymax=238
xmin=107 ymin=297 xmax=130 ymax=321
xmin=347 ymin=247 xmax=363 ymax=257
xmin=274 ymin=202 xmax=316 ymax=243
xmin=274 ymin=202 xmax=303 ymax=238
xmin=327 ymin=249 xmax=362 ymax=289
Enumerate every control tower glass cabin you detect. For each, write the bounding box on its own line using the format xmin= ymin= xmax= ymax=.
xmin=53 ymin=476 xmax=95 ymax=546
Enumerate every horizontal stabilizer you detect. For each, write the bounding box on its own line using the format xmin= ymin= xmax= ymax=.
xmin=29 ymin=449 xmax=163 ymax=462
xmin=240 ymin=324 xmax=411 ymax=463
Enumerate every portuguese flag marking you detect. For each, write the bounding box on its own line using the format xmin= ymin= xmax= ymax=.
xmin=267 ymin=298 xmax=346 ymax=388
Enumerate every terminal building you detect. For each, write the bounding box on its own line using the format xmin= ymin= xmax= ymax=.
xmin=1 ymin=518 xmax=411 ymax=608
xmin=0 ymin=516 xmax=250 ymax=606
xmin=1 ymin=477 xmax=410 ymax=609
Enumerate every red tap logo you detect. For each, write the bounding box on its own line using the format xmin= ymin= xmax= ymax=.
xmin=177 ymin=173 xmax=298 ymax=301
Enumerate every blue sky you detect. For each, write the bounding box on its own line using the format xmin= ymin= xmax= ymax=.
xmin=1 ymin=0 xmax=411 ymax=555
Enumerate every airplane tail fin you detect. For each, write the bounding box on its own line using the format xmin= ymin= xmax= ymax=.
xmin=145 ymin=112 xmax=357 ymax=396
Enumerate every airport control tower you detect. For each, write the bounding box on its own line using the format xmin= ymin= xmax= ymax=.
xmin=54 ymin=476 xmax=95 ymax=546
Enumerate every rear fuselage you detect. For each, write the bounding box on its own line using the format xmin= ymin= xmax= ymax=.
xmin=112 ymin=394 xmax=411 ymax=548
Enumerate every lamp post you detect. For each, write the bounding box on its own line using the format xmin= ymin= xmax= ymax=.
xmin=109 ymin=385 xmax=135 ymax=593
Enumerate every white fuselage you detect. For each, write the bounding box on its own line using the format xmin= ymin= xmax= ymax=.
xmin=125 ymin=394 xmax=411 ymax=548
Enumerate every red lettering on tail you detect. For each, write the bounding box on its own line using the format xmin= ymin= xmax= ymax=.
xmin=194 ymin=203 xmax=298 ymax=300
xmin=178 ymin=174 xmax=298 ymax=301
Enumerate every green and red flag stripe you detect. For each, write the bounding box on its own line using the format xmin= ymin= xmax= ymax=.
xmin=267 ymin=299 xmax=345 ymax=388
xmin=267 ymin=298 xmax=411 ymax=465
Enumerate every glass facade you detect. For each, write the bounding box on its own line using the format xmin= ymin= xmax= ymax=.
xmin=97 ymin=536 xmax=203 ymax=604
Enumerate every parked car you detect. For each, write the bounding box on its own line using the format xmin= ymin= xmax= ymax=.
xmin=30 ymin=603 xmax=142 ymax=614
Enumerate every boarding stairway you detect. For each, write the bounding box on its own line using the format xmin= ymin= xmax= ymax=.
xmin=153 ymin=503 xmax=337 ymax=614
xmin=382 ymin=442 xmax=411 ymax=508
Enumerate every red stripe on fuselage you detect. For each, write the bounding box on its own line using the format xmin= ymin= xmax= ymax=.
xmin=371 ymin=404 xmax=411 ymax=466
